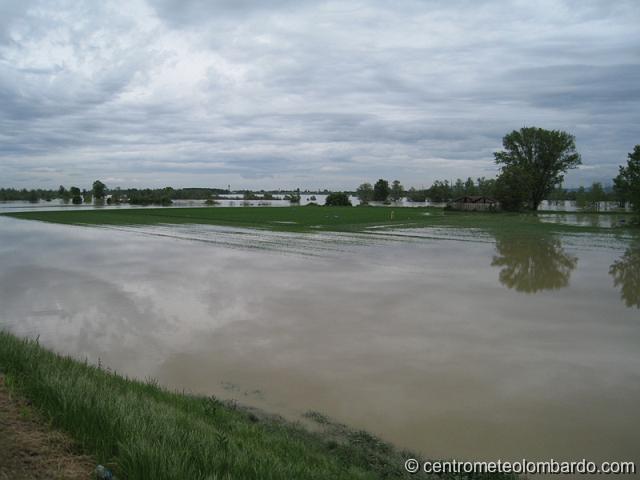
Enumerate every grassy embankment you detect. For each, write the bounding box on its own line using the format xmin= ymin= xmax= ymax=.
xmin=1 ymin=205 xmax=633 ymax=235
xmin=0 ymin=331 xmax=519 ymax=480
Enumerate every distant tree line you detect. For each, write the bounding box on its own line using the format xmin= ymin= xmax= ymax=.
xmin=283 ymin=189 xmax=301 ymax=203
xmin=547 ymin=183 xmax=620 ymax=209
xmin=406 ymin=177 xmax=498 ymax=203
xmin=113 ymin=186 xmax=230 ymax=205
xmin=170 ymin=188 xmax=228 ymax=199
xmin=0 ymin=184 xmax=232 ymax=206
xmin=2 ymin=130 xmax=639 ymax=222
xmin=0 ymin=188 xmax=57 ymax=202
xmin=355 ymin=177 xmax=497 ymax=204
xmin=350 ymin=129 xmax=639 ymax=222
xmin=355 ymin=179 xmax=404 ymax=204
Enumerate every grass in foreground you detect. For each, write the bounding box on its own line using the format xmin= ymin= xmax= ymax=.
xmin=0 ymin=374 xmax=94 ymax=479
xmin=2 ymin=205 xmax=633 ymax=235
xmin=0 ymin=331 xmax=517 ymax=480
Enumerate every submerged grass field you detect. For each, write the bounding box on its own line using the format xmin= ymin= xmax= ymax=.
xmin=2 ymin=205 xmax=634 ymax=235
xmin=2 ymin=206 xmax=437 ymax=232
xmin=0 ymin=331 xmax=517 ymax=480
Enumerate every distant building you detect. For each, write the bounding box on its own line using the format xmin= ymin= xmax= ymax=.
xmin=449 ymin=195 xmax=499 ymax=211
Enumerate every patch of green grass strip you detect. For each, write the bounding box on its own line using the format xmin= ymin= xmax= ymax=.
xmin=2 ymin=206 xmax=632 ymax=235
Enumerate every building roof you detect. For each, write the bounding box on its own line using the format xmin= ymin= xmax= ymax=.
xmin=452 ymin=195 xmax=497 ymax=203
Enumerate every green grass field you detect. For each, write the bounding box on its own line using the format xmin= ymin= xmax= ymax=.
xmin=2 ymin=206 xmax=428 ymax=232
xmin=2 ymin=205 xmax=632 ymax=235
xmin=0 ymin=331 xmax=517 ymax=480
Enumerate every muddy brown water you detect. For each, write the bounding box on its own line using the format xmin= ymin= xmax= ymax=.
xmin=0 ymin=216 xmax=638 ymax=475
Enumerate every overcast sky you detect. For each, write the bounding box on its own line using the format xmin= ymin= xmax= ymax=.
xmin=1 ymin=0 xmax=638 ymax=190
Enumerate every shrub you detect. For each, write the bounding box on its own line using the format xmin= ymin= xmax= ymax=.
xmin=324 ymin=192 xmax=352 ymax=206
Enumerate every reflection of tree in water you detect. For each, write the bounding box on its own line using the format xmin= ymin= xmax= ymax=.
xmin=609 ymin=240 xmax=640 ymax=309
xmin=491 ymin=235 xmax=578 ymax=293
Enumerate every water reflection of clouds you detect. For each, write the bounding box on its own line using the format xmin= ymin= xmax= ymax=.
xmin=1 ymin=216 xmax=639 ymax=464
xmin=0 ymin=217 xmax=279 ymax=374
xmin=0 ymin=265 xmax=166 ymax=370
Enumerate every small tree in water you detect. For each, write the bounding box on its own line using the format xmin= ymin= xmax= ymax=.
xmin=285 ymin=189 xmax=301 ymax=203
xmin=58 ymin=185 xmax=71 ymax=203
xmin=356 ymin=183 xmax=374 ymax=204
xmin=69 ymin=186 xmax=82 ymax=205
xmin=494 ymin=165 xmax=530 ymax=211
xmin=389 ymin=180 xmax=404 ymax=202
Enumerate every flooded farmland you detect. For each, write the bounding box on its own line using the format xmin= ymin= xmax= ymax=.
xmin=0 ymin=214 xmax=638 ymax=471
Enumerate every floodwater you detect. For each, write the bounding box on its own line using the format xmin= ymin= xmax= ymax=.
xmin=0 ymin=195 xmax=356 ymax=211
xmin=0 ymin=214 xmax=638 ymax=475
xmin=538 ymin=213 xmax=628 ymax=229
xmin=2 ymin=198 xmax=630 ymax=213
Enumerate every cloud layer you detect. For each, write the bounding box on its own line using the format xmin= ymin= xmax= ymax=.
xmin=1 ymin=0 xmax=639 ymax=189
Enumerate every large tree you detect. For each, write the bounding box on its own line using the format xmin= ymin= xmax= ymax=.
xmin=612 ymin=145 xmax=640 ymax=220
xmin=373 ymin=179 xmax=390 ymax=202
xmin=494 ymin=165 xmax=530 ymax=211
xmin=92 ymin=180 xmax=107 ymax=200
xmin=494 ymin=127 xmax=581 ymax=210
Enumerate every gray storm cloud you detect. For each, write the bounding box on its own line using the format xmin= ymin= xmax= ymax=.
xmin=0 ymin=0 xmax=638 ymax=189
